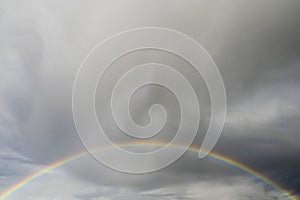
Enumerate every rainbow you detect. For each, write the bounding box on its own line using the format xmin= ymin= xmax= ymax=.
xmin=0 ymin=141 xmax=297 ymax=200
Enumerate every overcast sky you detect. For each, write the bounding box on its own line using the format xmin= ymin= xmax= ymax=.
xmin=0 ymin=0 xmax=300 ymax=199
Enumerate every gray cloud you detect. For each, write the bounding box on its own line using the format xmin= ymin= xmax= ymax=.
xmin=0 ymin=0 xmax=299 ymax=199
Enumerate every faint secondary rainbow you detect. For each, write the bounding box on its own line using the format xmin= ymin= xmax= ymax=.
xmin=0 ymin=141 xmax=297 ymax=200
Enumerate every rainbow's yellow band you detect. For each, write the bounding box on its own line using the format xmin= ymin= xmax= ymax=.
xmin=0 ymin=141 xmax=297 ymax=200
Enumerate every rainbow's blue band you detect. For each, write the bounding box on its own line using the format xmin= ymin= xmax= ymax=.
xmin=0 ymin=141 xmax=297 ymax=200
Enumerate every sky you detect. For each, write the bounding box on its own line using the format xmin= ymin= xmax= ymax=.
xmin=0 ymin=0 xmax=300 ymax=199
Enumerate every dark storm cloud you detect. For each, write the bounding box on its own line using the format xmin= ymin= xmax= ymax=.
xmin=211 ymin=9 xmax=300 ymax=192
xmin=0 ymin=0 xmax=299 ymax=199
